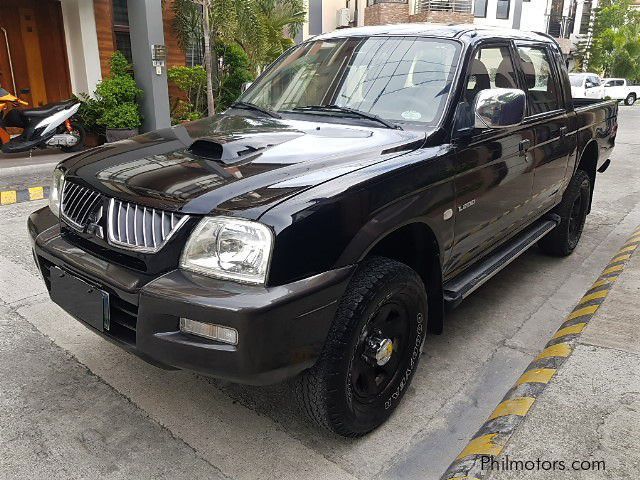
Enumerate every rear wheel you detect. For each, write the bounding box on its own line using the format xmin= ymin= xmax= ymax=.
xmin=60 ymin=121 xmax=86 ymax=153
xmin=625 ymin=94 xmax=636 ymax=106
xmin=295 ymin=257 xmax=427 ymax=437
xmin=538 ymin=169 xmax=591 ymax=256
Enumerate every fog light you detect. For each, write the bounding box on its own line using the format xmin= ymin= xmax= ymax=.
xmin=179 ymin=318 xmax=238 ymax=345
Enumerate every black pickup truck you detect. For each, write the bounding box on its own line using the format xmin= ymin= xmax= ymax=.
xmin=29 ymin=25 xmax=617 ymax=437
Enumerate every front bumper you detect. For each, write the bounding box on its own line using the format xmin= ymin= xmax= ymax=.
xmin=28 ymin=206 xmax=354 ymax=385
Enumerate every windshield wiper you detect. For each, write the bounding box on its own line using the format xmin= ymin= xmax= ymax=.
xmin=231 ymin=101 xmax=281 ymax=119
xmin=290 ymin=105 xmax=402 ymax=130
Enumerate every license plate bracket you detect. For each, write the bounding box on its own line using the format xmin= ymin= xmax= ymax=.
xmin=50 ymin=266 xmax=109 ymax=332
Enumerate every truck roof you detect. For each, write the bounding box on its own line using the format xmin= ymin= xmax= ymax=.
xmin=314 ymin=23 xmax=555 ymax=44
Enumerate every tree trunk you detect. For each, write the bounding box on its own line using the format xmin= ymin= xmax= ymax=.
xmin=202 ymin=0 xmax=215 ymax=115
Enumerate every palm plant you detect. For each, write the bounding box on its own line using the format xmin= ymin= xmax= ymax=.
xmin=171 ymin=0 xmax=305 ymax=112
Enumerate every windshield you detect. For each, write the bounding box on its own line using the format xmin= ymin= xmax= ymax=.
xmin=569 ymin=74 xmax=586 ymax=87
xmin=240 ymin=36 xmax=461 ymax=127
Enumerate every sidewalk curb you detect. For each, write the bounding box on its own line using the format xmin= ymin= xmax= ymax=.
xmin=0 ymin=186 xmax=50 ymax=205
xmin=0 ymin=162 xmax=58 ymax=178
xmin=440 ymin=226 xmax=640 ymax=480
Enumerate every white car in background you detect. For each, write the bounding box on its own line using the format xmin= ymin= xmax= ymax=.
xmin=603 ymin=78 xmax=639 ymax=105
xmin=569 ymin=73 xmax=605 ymax=99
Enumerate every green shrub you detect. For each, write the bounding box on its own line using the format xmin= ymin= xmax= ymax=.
xmin=95 ymin=74 xmax=142 ymax=106
xmin=77 ymin=51 xmax=143 ymax=132
xmin=168 ymin=65 xmax=207 ymax=122
xmin=98 ymin=103 xmax=142 ymax=130
xmin=110 ymin=50 xmax=131 ymax=77
xmin=216 ymin=42 xmax=255 ymax=112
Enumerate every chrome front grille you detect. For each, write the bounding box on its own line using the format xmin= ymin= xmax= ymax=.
xmin=107 ymin=198 xmax=188 ymax=253
xmin=61 ymin=182 xmax=103 ymax=229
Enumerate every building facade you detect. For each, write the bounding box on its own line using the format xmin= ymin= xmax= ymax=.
xmin=0 ymin=0 xmax=187 ymax=130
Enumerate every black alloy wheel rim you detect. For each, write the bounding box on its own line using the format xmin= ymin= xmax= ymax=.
xmin=349 ymin=300 xmax=410 ymax=405
xmin=568 ymin=184 xmax=587 ymax=246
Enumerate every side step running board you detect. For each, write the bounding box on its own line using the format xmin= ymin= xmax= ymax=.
xmin=443 ymin=214 xmax=560 ymax=310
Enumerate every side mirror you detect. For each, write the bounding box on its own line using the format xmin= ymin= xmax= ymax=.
xmin=585 ymin=81 xmax=594 ymax=88
xmin=474 ymin=88 xmax=526 ymax=129
xmin=241 ymin=82 xmax=252 ymax=93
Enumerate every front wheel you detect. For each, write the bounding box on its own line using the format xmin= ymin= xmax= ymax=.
xmin=60 ymin=121 xmax=86 ymax=153
xmin=538 ymin=169 xmax=591 ymax=256
xmin=295 ymin=257 xmax=427 ymax=437
xmin=625 ymin=94 xmax=636 ymax=106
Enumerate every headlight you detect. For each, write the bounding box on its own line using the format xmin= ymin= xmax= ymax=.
xmin=49 ymin=168 xmax=64 ymax=217
xmin=180 ymin=216 xmax=274 ymax=285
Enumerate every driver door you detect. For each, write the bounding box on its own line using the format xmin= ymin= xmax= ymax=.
xmin=447 ymin=42 xmax=535 ymax=278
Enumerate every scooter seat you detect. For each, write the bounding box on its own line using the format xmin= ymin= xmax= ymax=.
xmin=20 ymin=99 xmax=77 ymax=118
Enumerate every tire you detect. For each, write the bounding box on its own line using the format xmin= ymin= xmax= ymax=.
xmin=625 ymin=94 xmax=636 ymax=106
xmin=295 ymin=257 xmax=427 ymax=437
xmin=60 ymin=121 xmax=86 ymax=153
xmin=538 ymin=170 xmax=591 ymax=256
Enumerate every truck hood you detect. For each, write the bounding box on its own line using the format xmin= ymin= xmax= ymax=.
xmin=63 ymin=113 xmax=427 ymax=218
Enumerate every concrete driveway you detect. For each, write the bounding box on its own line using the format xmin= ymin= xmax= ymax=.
xmin=1 ymin=108 xmax=639 ymax=480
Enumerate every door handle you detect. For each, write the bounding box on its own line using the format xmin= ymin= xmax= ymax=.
xmin=519 ymin=139 xmax=531 ymax=157
xmin=559 ymin=126 xmax=568 ymax=137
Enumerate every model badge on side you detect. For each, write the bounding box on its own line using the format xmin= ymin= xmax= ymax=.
xmin=458 ymin=199 xmax=476 ymax=212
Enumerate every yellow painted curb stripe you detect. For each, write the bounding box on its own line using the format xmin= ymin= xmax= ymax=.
xmin=488 ymin=397 xmax=535 ymax=420
xmin=579 ymin=290 xmax=609 ymax=304
xmin=567 ymin=304 xmax=599 ymax=320
xmin=456 ymin=433 xmax=503 ymax=459
xmin=552 ymin=322 xmax=586 ymax=339
xmin=28 ymin=186 xmax=44 ymax=201
xmin=627 ymin=233 xmax=640 ymax=243
xmin=602 ymin=264 xmax=625 ymax=276
xmin=535 ymin=343 xmax=572 ymax=360
xmin=0 ymin=190 xmax=17 ymax=205
xmin=517 ymin=368 xmax=556 ymax=385
xmin=590 ymin=277 xmax=616 ymax=289
xmin=610 ymin=253 xmax=631 ymax=263
xmin=618 ymin=245 xmax=637 ymax=254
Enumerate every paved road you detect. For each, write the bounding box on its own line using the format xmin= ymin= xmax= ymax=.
xmin=1 ymin=108 xmax=639 ymax=480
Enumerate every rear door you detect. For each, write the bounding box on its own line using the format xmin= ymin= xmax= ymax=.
xmin=448 ymin=41 xmax=535 ymax=276
xmin=515 ymin=42 xmax=575 ymax=216
xmin=609 ymin=79 xmax=626 ymax=100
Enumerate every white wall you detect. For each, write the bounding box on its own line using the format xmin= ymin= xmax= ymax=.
xmin=301 ymin=0 xmax=350 ymax=40
xmin=474 ymin=0 xmax=551 ymax=30
xmin=60 ymin=0 xmax=102 ymax=96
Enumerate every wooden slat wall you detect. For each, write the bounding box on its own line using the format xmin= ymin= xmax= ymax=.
xmin=163 ymin=0 xmax=187 ymax=103
xmin=164 ymin=0 xmax=186 ymax=69
xmin=0 ymin=0 xmax=71 ymax=105
xmin=93 ymin=0 xmax=116 ymax=78
xmin=93 ymin=0 xmax=186 ymax=85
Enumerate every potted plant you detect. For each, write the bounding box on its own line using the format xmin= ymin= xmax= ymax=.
xmin=77 ymin=51 xmax=143 ymax=143
xmin=101 ymin=102 xmax=143 ymax=142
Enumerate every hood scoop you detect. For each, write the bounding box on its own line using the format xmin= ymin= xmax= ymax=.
xmin=188 ymin=139 xmax=265 ymax=165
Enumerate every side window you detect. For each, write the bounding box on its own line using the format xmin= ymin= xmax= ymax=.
xmin=457 ymin=45 xmax=517 ymax=129
xmin=464 ymin=46 xmax=518 ymax=102
xmin=517 ymin=46 xmax=561 ymax=115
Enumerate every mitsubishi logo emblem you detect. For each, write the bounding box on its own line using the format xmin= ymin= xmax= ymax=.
xmin=85 ymin=206 xmax=104 ymax=239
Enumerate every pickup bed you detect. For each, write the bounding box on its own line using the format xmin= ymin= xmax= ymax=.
xmin=28 ymin=24 xmax=617 ymax=437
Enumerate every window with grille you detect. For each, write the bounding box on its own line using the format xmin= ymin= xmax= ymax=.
xmin=496 ymin=0 xmax=510 ymax=19
xmin=113 ymin=0 xmax=132 ymax=64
